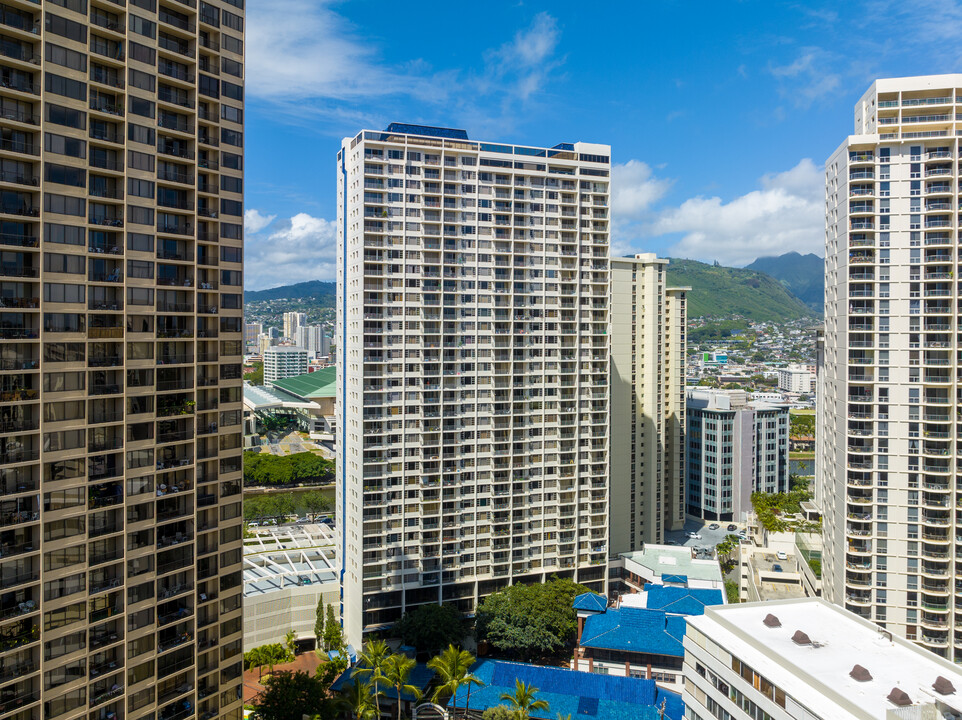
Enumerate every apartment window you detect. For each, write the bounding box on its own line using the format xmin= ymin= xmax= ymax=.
xmin=221 ymin=246 xmax=241 ymax=263
xmin=45 ymin=163 xmax=85 ymax=187
xmin=44 ymin=572 xmax=85 ymax=600
xmin=127 ymin=205 xmax=153 ymax=226
xmin=222 ymin=9 xmax=243 ymax=30
xmin=221 ymin=104 xmax=242 ymax=124
xmin=222 ymin=34 xmax=242 ymax=54
xmin=44 ymin=193 xmax=85 ymax=216
xmin=129 ymin=15 xmax=156 ymax=39
xmin=43 ymin=283 xmax=84 ymax=303
xmin=127 ymin=178 xmax=154 ymax=198
xmin=45 ymin=42 xmax=87 ymax=72
xmin=220 ymin=128 xmax=242 ymax=147
xmin=199 ymin=75 xmax=219 ymax=98
xmin=45 ymin=223 xmax=83 ymax=246
xmin=129 ymin=96 xmax=155 ymax=119
xmin=129 ymin=41 xmax=155 ymax=65
xmin=49 ymin=0 xmax=87 ymax=11
xmin=200 ymin=2 xmax=220 ymax=26
xmin=46 ymin=14 xmax=87 ymax=42
xmin=222 ymin=152 xmax=242 ymax=170
xmin=223 ymin=80 xmax=243 ymax=101
xmin=44 ymin=253 xmax=85 ymax=274
xmin=220 ymin=199 xmax=242 ymax=216
xmin=45 ymin=73 xmax=86 ymax=101
xmin=45 ymin=103 xmax=85 ymax=130
xmin=45 ymin=132 xmax=86 ymax=159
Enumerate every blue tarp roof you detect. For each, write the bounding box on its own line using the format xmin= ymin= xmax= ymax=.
xmin=573 ymin=592 xmax=608 ymax=613
xmin=643 ymin=585 xmax=724 ymax=616
xmin=580 ymin=607 xmax=688 ymax=658
xmin=448 ymin=659 xmax=683 ymax=720
xmin=330 ymin=662 xmax=435 ymax=702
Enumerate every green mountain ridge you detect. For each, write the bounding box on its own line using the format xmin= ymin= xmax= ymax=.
xmin=665 ymin=258 xmax=815 ymax=322
xmin=245 ymin=280 xmax=336 ymax=304
xmin=745 ymin=252 xmax=824 ymax=312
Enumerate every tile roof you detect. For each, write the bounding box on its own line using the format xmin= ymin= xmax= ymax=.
xmin=579 ymin=607 xmax=688 ymax=658
xmin=269 ymin=366 xmax=336 ymax=399
xmin=573 ymin=591 xmax=608 ymax=613
xmin=643 ymin=585 xmax=724 ymax=616
xmin=448 ymin=659 xmax=683 ymax=720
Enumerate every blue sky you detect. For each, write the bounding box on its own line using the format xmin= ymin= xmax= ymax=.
xmin=241 ymin=0 xmax=962 ymax=289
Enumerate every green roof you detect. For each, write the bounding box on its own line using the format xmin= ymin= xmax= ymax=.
xmin=269 ymin=366 xmax=336 ymax=400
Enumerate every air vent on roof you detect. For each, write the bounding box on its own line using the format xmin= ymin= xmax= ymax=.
xmin=763 ymin=614 xmax=781 ymax=628
xmin=887 ymin=688 xmax=912 ymax=707
xmin=850 ymin=665 xmax=872 ymax=682
xmin=791 ymin=630 xmax=812 ymax=645
xmin=933 ymin=676 xmax=956 ymax=695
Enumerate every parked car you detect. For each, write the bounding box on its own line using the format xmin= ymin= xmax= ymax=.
xmin=727 ymin=524 xmax=738 ymax=531
xmin=772 ymin=564 xmax=783 ymax=572
xmin=248 ymin=521 xmax=259 ymax=527
xmin=685 ymin=531 xmax=702 ymax=539
xmin=708 ymin=523 xmax=720 ymax=530
xmin=666 ymin=540 xmax=680 ymax=546
xmin=296 ymin=517 xmax=310 ymax=524
xmin=776 ymin=551 xmax=788 ymax=561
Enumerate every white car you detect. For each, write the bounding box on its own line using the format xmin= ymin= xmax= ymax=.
xmin=685 ymin=531 xmax=702 ymax=539
xmin=776 ymin=551 xmax=788 ymax=561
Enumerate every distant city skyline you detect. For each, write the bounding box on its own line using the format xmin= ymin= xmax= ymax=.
xmin=241 ymin=0 xmax=959 ymax=289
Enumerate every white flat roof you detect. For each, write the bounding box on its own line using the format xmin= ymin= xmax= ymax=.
xmin=688 ymin=599 xmax=962 ymax=719
xmin=621 ymin=544 xmax=724 ymax=583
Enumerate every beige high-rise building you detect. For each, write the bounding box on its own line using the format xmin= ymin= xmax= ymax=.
xmin=282 ymin=311 xmax=305 ymax=341
xmin=0 ymin=1 xmax=246 ymax=718
xmin=337 ymin=124 xmax=610 ymax=647
xmin=609 ymin=254 xmax=687 ymax=552
xmin=820 ymin=74 xmax=962 ymax=660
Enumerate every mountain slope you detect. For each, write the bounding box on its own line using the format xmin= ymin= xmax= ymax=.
xmin=665 ymin=258 xmax=814 ymax=322
xmin=746 ymin=252 xmax=824 ymax=312
xmin=245 ymin=280 xmax=336 ymax=305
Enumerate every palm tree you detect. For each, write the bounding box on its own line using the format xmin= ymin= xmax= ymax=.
xmin=382 ymin=653 xmax=421 ymax=720
xmin=340 ymin=677 xmax=379 ymax=720
xmin=428 ymin=644 xmax=484 ymax=717
xmin=500 ymin=679 xmax=549 ymax=720
xmin=355 ymin=639 xmax=390 ymax=719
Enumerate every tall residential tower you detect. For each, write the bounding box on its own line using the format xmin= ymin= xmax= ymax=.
xmin=820 ymin=74 xmax=962 ymax=659
xmin=0 ymin=0 xmax=246 ymax=718
xmin=337 ymin=124 xmax=610 ymax=647
xmin=609 ymin=254 xmax=687 ymax=552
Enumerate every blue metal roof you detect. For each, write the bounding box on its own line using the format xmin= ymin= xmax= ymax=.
xmin=643 ymin=585 xmax=724 ymax=616
xmin=448 ymin=659 xmax=683 ymax=720
xmin=579 ymin=607 xmax=688 ymax=658
xmin=330 ymin=662 xmax=435 ymax=702
xmin=573 ymin=591 xmax=608 ymax=613
xmin=385 ymin=123 xmax=469 ymax=140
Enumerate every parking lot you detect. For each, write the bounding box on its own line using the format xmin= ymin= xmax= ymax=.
xmin=665 ymin=517 xmax=746 ymax=554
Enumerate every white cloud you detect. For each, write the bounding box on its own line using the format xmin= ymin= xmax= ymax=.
xmin=654 ymin=159 xmax=823 ymax=267
xmin=484 ymin=12 xmax=562 ymax=100
xmin=244 ymin=209 xmax=276 ymax=234
xmin=245 ymin=212 xmax=337 ymax=290
xmin=769 ymin=48 xmax=841 ymax=107
xmin=612 ymin=160 xmax=673 ymax=219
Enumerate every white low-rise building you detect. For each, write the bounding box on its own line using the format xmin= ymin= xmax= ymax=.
xmin=777 ymin=364 xmax=815 ymax=393
xmin=684 ymin=598 xmax=962 ymax=720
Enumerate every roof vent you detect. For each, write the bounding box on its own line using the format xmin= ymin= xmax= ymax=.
xmin=933 ymin=676 xmax=956 ymax=695
xmin=887 ymin=688 xmax=912 ymax=707
xmin=763 ymin=614 xmax=781 ymax=628
xmin=850 ymin=665 xmax=872 ymax=682
xmin=791 ymin=630 xmax=812 ymax=645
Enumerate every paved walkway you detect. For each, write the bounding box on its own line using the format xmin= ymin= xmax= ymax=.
xmin=243 ymin=652 xmax=327 ymax=703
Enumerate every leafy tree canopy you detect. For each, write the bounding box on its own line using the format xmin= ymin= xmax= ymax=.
xmin=253 ymin=671 xmax=336 ymax=720
xmin=475 ymin=578 xmax=587 ymax=662
xmin=244 ymin=451 xmax=335 ymax=487
xmin=393 ymin=603 xmax=466 ymax=655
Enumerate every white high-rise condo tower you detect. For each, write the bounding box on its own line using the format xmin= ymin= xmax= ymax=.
xmin=820 ymin=74 xmax=962 ymax=659
xmin=337 ymin=124 xmax=610 ymax=647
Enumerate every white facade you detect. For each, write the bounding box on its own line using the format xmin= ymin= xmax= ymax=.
xmin=820 ymin=75 xmax=962 ymax=659
xmin=777 ymin=364 xmax=815 ymax=393
xmin=609 ymin=254 xmax=688 ymax=551
xmin=264 ymin=346 xmax=309 ymax=385
xmin=245 ymin=321 xmax=263 ymax=347
xmin=684 ymin=599 xmax=962 ymax=720
xmin=295 ymin=324 xmax=330 ymax=356
xmin=337 ymin=124 xmax=610 ymax=648
xmin=686 ymin=389 xmax=790 ymax=521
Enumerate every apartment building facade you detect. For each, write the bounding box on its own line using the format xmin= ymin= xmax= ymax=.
xmin=263 ymin=345 xmax=307 ymax=385
xmin=820 ymin=74 xmax=962 ymax=659
xmin=686 ymin=389 xmax=789 ymax=521
xmin=337 ymin=124 xmax=610 ymax=647
xmin=281 ymin=311 xmax=304 ymax=341
xmin=0 ymin=1 xmax=247 ymax=719
xmin=609 ymin=254 xmax=687 ymax=553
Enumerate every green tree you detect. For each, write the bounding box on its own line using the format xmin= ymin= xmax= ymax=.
xmin=428 ymin=644 xmax=483 ymax=716
xmin=499 ymin=680 xmax=549 ymax=720
xmin=303 ymin=490 xmax=333 ymax=520
xmin=382 ymin=653 xmax=421 ymax=720
xmin=314 ymin=597 xmax=325 ymax=649
xmin=245 ymin=646 xmax=266 ymax=679
xmin=339 ymin=677 xmax=379 ymax=720
xmin=244 ymin=361 xmax=264 ymax=385
xmin=323 ymin=605 xmax=344 ymax=651
xmin=725 ymin=579 xmax=740 ymax=604
xmin=393 ymin=603 xmax=466 ymax=655
xmin=481 ymin=707 xmax=515 ymax=720
xmin=475 ymin=578 xmax=587 ymax=662
xmin=316 ymin=653 xmax=348 ymax=687
xmin=355 ymin=639 xmax=390 ymax=719
xmin=285 ymin=629 xmax=296 ymax=658
xmin=253 ymin=671 xmax=333 ymax=720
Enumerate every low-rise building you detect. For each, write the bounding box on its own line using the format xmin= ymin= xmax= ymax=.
xmin=777 ymin=363 xmax=816 ymax=393
xmin=686 ymin=389 xmax=790 ymax=521
xmin=610 ymin=544 xmax=725 ymax=596
xmin=684 ymin=598 xmax=962 ymax=720
xmin=243 ymin=525 xmax=340 ymax=651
